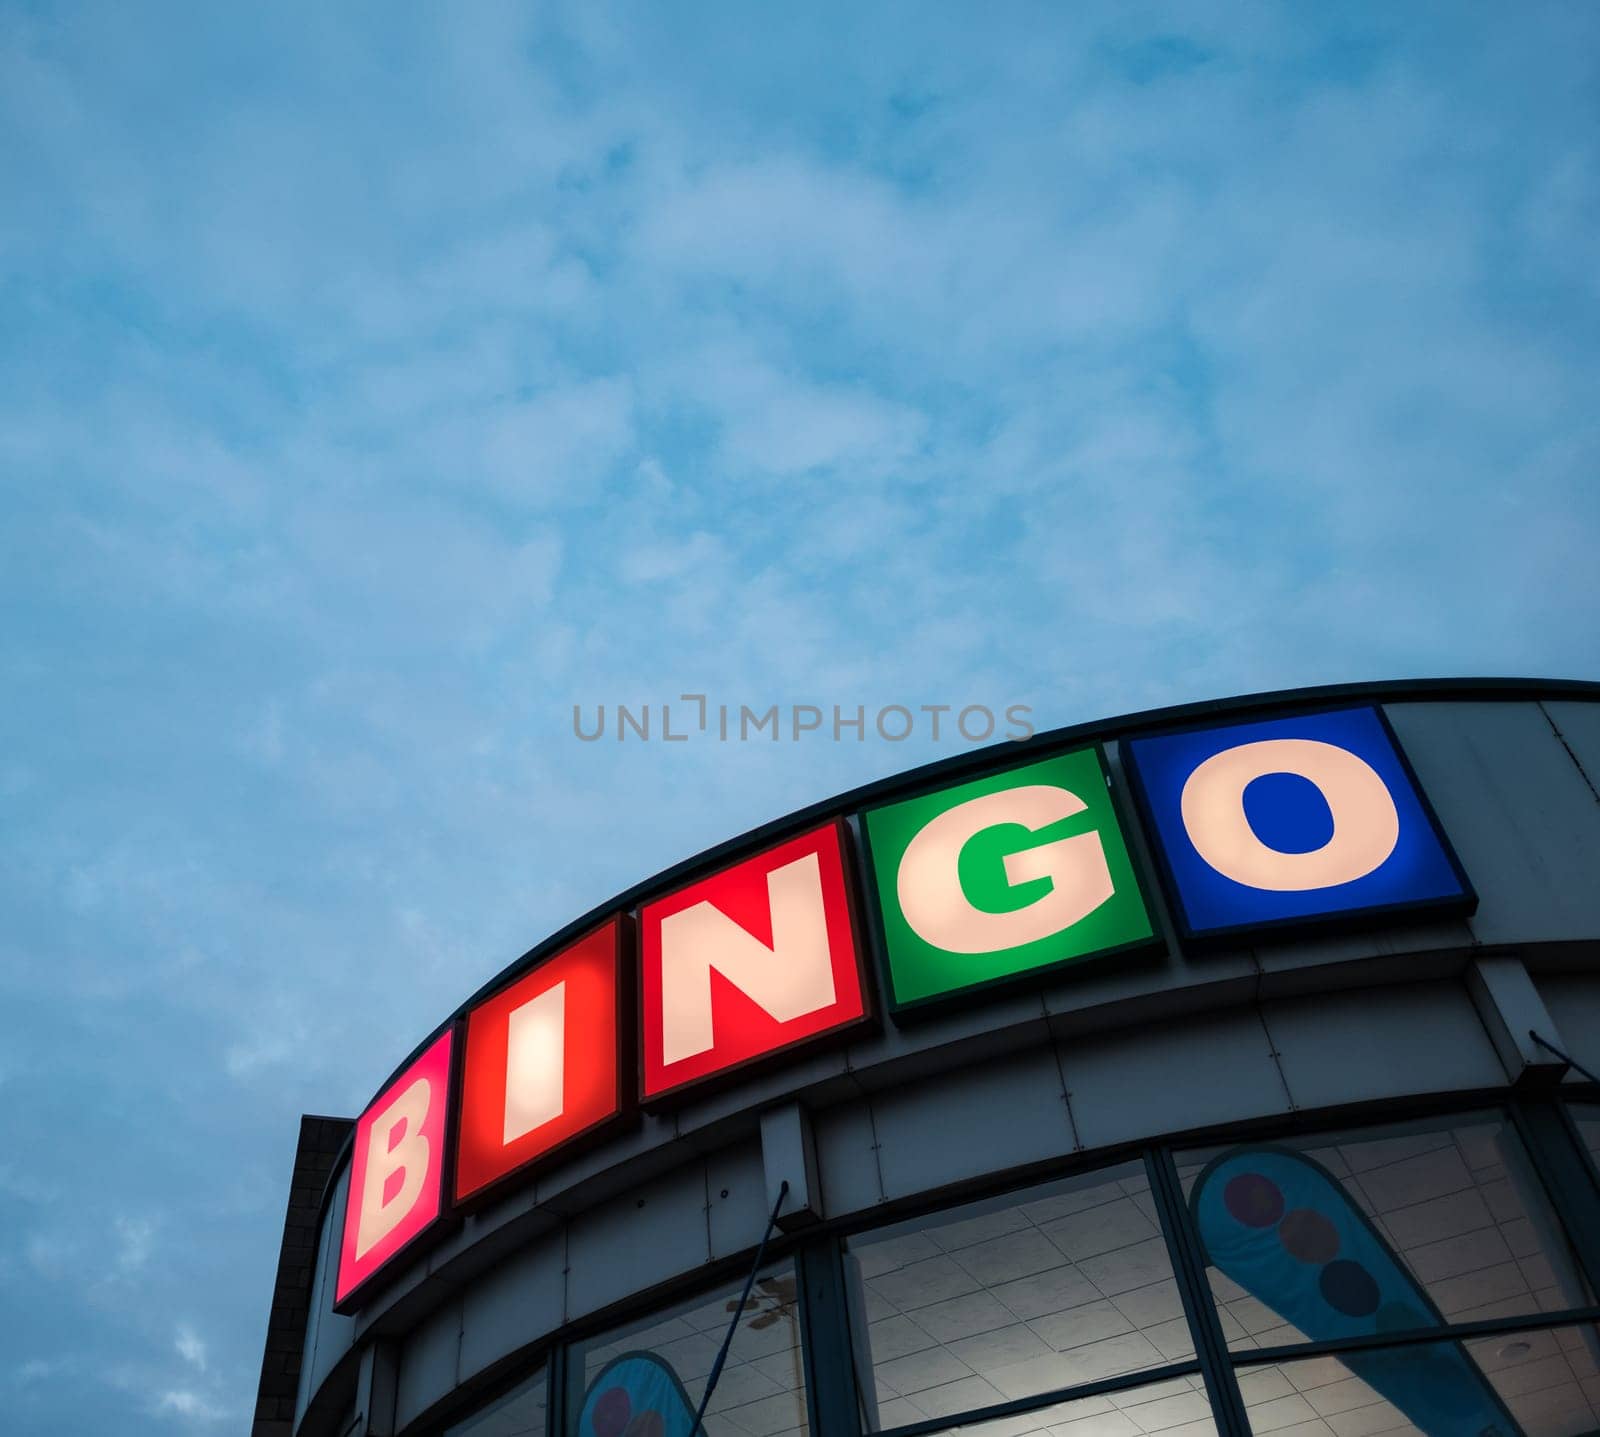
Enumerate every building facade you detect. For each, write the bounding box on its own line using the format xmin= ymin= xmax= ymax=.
xmin=255 ymin=679 xmax=1600 ymax=1437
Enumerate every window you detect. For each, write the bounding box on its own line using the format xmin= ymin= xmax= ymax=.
xmin=1572 ymin=1102 xmax=1600 ymax=1177
xmin=914 ymin=1372 xmax=1217 ymax=1436
xmin=565 ymin=1261 xmax=805 ymax=1437
xmin=444 ymin=1367 xmax=547 ymax=1437
xmin=1176 ymin=1111 xmax=1592 ymax=1353
xmin=843 ymin=1161 xmax=1199 ymax=1433
xmin=1236 ymin=1323 xmax=1600 ymax=1436
xmin=416 ymin=1101 xmax=1600 ymax=1437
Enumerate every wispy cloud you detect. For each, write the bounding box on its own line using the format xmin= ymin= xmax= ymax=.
xmin=174 ymin=1327 xmax=206 ymax=1373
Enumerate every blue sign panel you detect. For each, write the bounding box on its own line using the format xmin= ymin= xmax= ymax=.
xmin=1123 ymin=705 xmax=1473 ymax=941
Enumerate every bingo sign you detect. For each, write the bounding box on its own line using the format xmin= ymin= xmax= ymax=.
xmin=330 ymin=696 xmax=1480 ymax=1313
xmin=1123 ymin=706 xmax=1474 ymax=942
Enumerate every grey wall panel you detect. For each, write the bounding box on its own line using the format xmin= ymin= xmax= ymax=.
xmin=424 ymin=1187 xmax=556 ymax=1285
xmin=304 ymin=1171 xmax=356 ymax=1413
xmin=1063 ymin=1009 xmax=1289 ymax=1152
xmin=673 ymin=1047 xmax=857 ymax=1151
xmin=394 ymin=1298 xmax=462 ymax=1432
xmin=1536 ymin=975 xmax=1600 ymax=1078
xmin=869 ymin=1046 xmax=1075 ymax=1203
xmin=1385 ymin=701 xmax=1600 ymax=945
xmin=760 ymin=1103 xmax=823 ymax=1230
xmin=811 ymin=1097 xmax=883 ymax=1219
xmin=1468 ymin=957 xmax=1569 ymax=1083
xmin=295 ymin=1186 xmax=336 ymax=1424
xmin=1248 ymin=920 xmax=1475 ymax=998
xmin=1264 ymin=982 xmax=1502 ymax=1111
xmin=565 ymin=1159 xmax=711 ymax=1320
xmin=847 ymin=989 xmax=1050 ymax=1090
xmin=1040 ymin=946 xmax=1257 ymax=1036
xmin=457 ymin=1231 xmax=565 ymax=1386
xmin=534 ymin=1111 xmax=687 ymax=1217
xmin=1541 ymin=701 xmax=1600 ymax=804
xmin=705 ymin=1139 xmax=768 ymax=1259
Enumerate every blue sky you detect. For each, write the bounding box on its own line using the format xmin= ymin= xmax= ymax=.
xmin=1 ymin=2 xmax=1597 ymax=1431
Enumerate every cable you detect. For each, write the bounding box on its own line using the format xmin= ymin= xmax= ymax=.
xmin=690 ymin=1180 xmax=790 ymax=1437
xmin=1530 ymin=1029 xmax=1600 ymax=1088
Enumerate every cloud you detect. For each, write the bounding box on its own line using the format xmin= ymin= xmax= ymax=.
xmin=619 ymin=530 xmax=725 ymax=585
xmin=155 ymin=1389 xmax=226 ymax=1421
xmin=714 ymin=368 xmax=926 ymax=481
xmin=173 ymin=1328 xmax=206 ymax=1372
xmin=114 ymin=1217 xmax=154 ymax=1278
xmin=469 ymin=378 xmax=637 ymax=501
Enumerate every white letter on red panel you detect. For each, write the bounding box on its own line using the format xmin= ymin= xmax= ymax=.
xmin=659 ymin=852 xmax=837 ymax=1065
xmin=335 ymin=1028 xmax=453 ymax=1310
xmin=502 ymin=981 xmax=566 ymax=1144
xmin=355 ymin=1076 xmax=431 ymax=1259
xmin=640 ymin=822 xmax=868 ymax=1102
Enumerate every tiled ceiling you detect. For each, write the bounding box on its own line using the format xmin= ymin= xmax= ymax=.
xmin=847 ymin=1163 xmax=1194 ymax=1432
xmin=578 ymin=1266 xmax=808 ymax=1437
xmin=1234 ymin=1323 xmax=1600 ymax=1435
xmin=1176 ymin=1116 xmax=1592 ymax=1352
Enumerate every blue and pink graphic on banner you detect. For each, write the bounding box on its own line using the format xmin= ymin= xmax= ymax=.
xmin=1191 ymin=1146 xmax=1516 ymax=1436
xmin=579 ymin=1352 xmax=699 ymax=1437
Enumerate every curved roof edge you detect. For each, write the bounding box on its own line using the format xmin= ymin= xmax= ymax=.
xmin=316 ymin=674 xmax=1600 ymax=1218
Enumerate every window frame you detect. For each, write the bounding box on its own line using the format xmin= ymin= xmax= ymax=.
xmin=425 ymin=1087 xmax=1600 ymax=1437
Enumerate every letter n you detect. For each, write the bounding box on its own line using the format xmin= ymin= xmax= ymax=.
xmin=639 ymin=822 xmax=870 ymax=1100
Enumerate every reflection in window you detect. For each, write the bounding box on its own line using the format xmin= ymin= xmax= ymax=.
xmin=843 ymin=1161 xmax=1190 ymax=1432
xmin=1572 ymin=1103 xmax=1600 ymax=1176
xmin=920 ymin=1372 xmax=1215 ymax=1436
xmin=566 ymin=1262 xmax=805 ymax=1437
xmin=1177 ymin=1113 xmax=1592 ymax=1352
xmin=1238 ymin=1324 xmax=1600 ymax=1436
xmin=445 ymin=1366 xmax=546 ymax=1437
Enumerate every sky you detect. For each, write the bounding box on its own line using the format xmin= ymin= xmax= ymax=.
xmin=1 ymin=1 xmax=1597 ymax=1431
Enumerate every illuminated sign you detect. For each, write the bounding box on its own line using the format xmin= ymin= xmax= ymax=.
xmin=638 ymin=821 xmax=869 ymax=1101
xmin=454 ymin=920 xmax=625 ymax=1206
xmin=862 ymin=748 xmax=1156 ymax=1010
xmin=1123 ymin=706 xmax=1473 ymax=941
xmin=335 ymin=1028 xmax=454 ymax=1311
xmin=327 ymin=694 xmax=1485 ymax=1311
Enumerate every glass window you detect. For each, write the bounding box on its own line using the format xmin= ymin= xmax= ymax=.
xmin=916 ymin=1372 xmax=1216 ymax=1436
xmin=843 ymin=1161 xmax=1192 ymax=1432
xmin=445 ymin=1366 xmax=547 ymax=1437
xmin=1238 ymin=1323 xmax=1600 ymax=1436
xmin=1571 ymin=1103 xmax=1600 ymax=1174
xmin=566 ymin=1262 xmax=805 ymax=1437
xmin=1176 ymin=1111 xmax=1593 ymax=1352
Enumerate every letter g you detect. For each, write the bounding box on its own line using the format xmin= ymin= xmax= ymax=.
xmin=896 ymin=786 xmax=1114 ymax=953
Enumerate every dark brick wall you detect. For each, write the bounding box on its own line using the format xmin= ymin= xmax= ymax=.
xmin=253 ymin=1114 xmax=353 ymax=1437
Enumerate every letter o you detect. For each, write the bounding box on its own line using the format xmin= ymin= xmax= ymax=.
xmin=1179 ymin=738 xmax=1400 ymax=891
xmin=876 ymin=705 xmax=914 ymax=741
xmin=958 ymin=705 xmax=995 ymax=742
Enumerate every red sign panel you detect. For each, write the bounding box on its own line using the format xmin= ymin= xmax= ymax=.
xmin=639 ymin=821 xmax=869 ymax=1101
xmin=455 ymin=920 xmax=624 ymax=1205
xmin=335 ymin=1027 xmax=453 ymax=1310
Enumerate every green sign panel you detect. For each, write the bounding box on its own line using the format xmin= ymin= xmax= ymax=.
xmin=862 ymin=747 xmax=1156 ymax=1009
